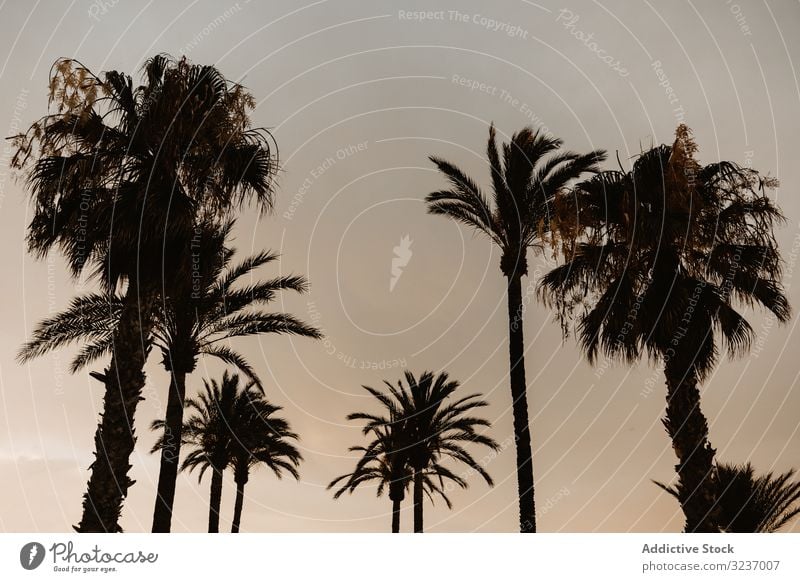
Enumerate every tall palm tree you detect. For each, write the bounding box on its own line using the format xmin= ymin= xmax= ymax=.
xmin=331 ymin=371 xmax=498 ymax=533
xmin=426 ymin=125 xmax=605 ymax=532
xmin=228 ymin=400 xmax=302 ymax=533
xmin=540 ymin=125 xmax=790 ymax=532
xmin=12 ymin=55 xmax=277 ymax=532
xmin=655 ymin=462 xmax=800 ymax=532
xmin=18 ymin=220 xmax=320 ymax=532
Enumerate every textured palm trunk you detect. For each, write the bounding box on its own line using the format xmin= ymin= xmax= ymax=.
xmin=506 ymin=272 xmax=536 ymax=533
xmin=413 ymin=470 xmax=424 ymax=533
xmin=151 ymin=370 xmax=187 ymax=532
xmin=231 ymin=469 xmax=248 ymax=533
xmin=208 ymin=467 xmax=224 ymax=533
xmin=391 ymin=497 xmax=401 ymax=533
xmin=77 ymin=283 xmax=157 ymax=533
xmin=663 ymin=357 xmax=719 ymax=532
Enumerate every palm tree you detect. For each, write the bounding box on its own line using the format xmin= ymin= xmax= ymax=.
xmin=228 ymin=400 xmax=302 ymax=533
xmin=12 ymin=55 xmax=277 ymax=532
xmin=329 ymin=422 xmax=413 ymax=533
xmin=153 ymin=371 xmax=296 ymax=532
xmin=425 ymin=125 xmax=605 ymax=532
xmin=655 ymin=462 xmax=800 ymax=532
xmin=18 ymin=220 xmax=319 ymax=532
xmin=331 ymin=371 xmax=499 ymax=533
xmin=163 ymin=372 xmax=240 ymax=533
xmin=540 ymin=125 xmax=790 ymax=532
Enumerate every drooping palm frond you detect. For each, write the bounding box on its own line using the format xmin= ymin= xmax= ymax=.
xmin=13 ymin=55 xmax=279 ymax=290
xmin=17 ymin=294 xmax=121 ymax=364
xmin=540 ymin=125 xmax=789 ymax=379
xmin=655 ymin=462 xmax=800 ymax=532
xmin=18 ymin=221 xmax=321 ymax=385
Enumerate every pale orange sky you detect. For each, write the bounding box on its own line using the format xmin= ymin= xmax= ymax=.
xmin=1 ymin=0 xmax=799 ymax=532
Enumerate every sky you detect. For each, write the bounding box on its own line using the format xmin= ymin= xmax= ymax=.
xmin=0 ymin=0 xmax=799 ymax=533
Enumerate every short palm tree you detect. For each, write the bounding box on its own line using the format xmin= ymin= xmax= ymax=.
xmin=426 ymin=125 xmax=605 ymax=532
xmin=329 ymin=422 xmax=413 ymax=533
xmin=161 ymin=372 xmax=241 ymax=533
xmin=331 ymin=371 xmax=499 ymax=533
xmin=12 ymin=55 xmax=277 ymax=531
xmin=228 ymin=401 xmax=302 ymax=533
xmin=540 ymin=125 xmax=790 ymax=532
xmin=18 ymin=220 xmax=319 ymax=532
xmin=655 ymin=462 xmax=800 ymax=532
xmin=154 ymin=371 xmax=300 ymax=532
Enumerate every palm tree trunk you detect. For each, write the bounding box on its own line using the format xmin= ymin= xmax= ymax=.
xmin=506 ymin=272 xmax=536 ymax=533
xmin=231 ymin=473 xmax=247 ymax=533
xmin=413 ymin=470 xmax=424 ymax=533
xmin=151 ymin=370 xmax=187 ymax=532
xmin=663 ymin=357 xmax=719 ymax=532
xmin=76 ymin=283 xmax=158 ymax=533
xmin=391 ymin=496 xmax=401 ymax=533
xmin=208 ymin=467 xmax=224 ymax=533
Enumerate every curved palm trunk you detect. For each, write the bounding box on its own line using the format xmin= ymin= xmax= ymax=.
xmin=151 ymin=370 xmax=187 ymax=532
xmin=506 ymin=272 xmax=536 ymax=533
xmin=663 ymin=357 xmax=719 ymax=532
xmin=413 ymin=470 xmax=424 ymax=533
xmin=391 ymin=497 xmax=401 ymax=533
xmin=231 ymin=471 xmax=248 ymax=533
xmin=208 ymin=467 xmax=224 ymax=533
xmin=77 ymin=284 xmax=158 ymax=533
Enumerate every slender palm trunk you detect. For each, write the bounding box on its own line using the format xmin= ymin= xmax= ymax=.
xmin=208 ymin=467 xmax=224 ymax=533
xmin=231 ymin=471 xmax=248 ymax=533
xmin=506 ymin=272 xmax=536 ymax=533
xmin=663 ymin=357 xmax=719 ymax=532
xmin=413 ymin=470 xmax=424 ymax=533
xmin=151 ymin=370 xmax=187 ymax=532
xmin=391 ymin=497 xmax=401 ymax=533
xmin=77 ymin=283 xmax=158 ymax=533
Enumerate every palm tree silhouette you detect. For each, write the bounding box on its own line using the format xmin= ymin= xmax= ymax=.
xmin=329 ymin=422 xmax=413 ymax=533
xmin=154 ymin=371 xmax=300 ymax=532
xmin=12 ymin=55 xmax=277 ymax=532
xmin=159 ymin=372 xmax=239 ymax=533
xmin=18 ymin=220 xmax=319 ymax=532
xmin=540 ymin=126 xmax=790 ymax=532
xmin=655 ymin=462 xmax=800 ymax=532
xmin=426 ymin=125 xmax=605 ymax=532
xmin=228 ymin=401 xmax=302 ymax=533
xmin=331 ymin=371 xmax=498 ymax=532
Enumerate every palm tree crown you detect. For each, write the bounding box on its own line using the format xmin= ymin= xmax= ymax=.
xmin=331 ymin=371 xmax=498 ymax=532
xmin=12 ymin=54 xmax=277 ymax=288
xmin=330 ymin=422 xmax=412 ymax=500
xmin=427 ymin=124 xmax=606 ymax=277
xmin=656 ymin=462 xmax=800 ymax=532
xmin=541 ymin=125 xmax=789 ymax=374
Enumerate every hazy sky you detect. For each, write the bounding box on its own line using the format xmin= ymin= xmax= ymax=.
xmin=1 ymin=0 xmax=799 ymax=533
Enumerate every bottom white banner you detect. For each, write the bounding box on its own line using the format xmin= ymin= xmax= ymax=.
xmin=1 ymin=534 xmax=798 ymax=581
